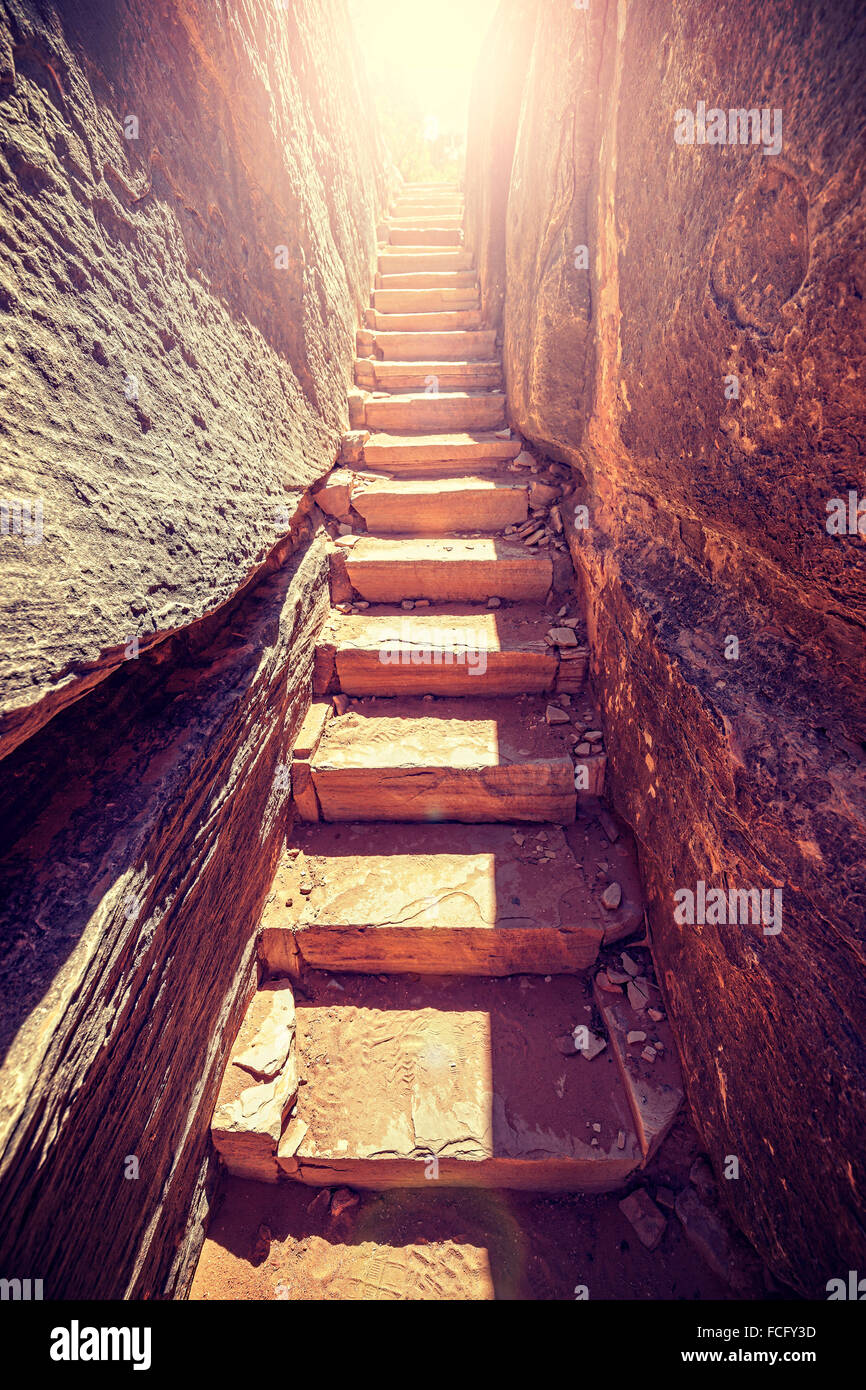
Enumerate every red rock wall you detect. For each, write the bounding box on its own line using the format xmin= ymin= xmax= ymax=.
xmin=0 ymin=520 xmax=331 ymax=1298
xmin=0 ymin=0 xmax=386 ymax=758
xmin=465 ymin=0 xmax=866 ymax=1296
xmin=0 ymin=0 xmax=384 ymax=1298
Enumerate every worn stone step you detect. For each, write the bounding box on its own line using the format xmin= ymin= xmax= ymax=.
xmin=326 ymin=606 xmax=556 ymax=696
xmin=309 ymin=695 xmax=577 ymax=824
xmin=345 ymin=536 xmax=551 ymax=603
xmin=388 ymin=227 xmax=462 ymax=246
xmin=362 ymin=431 xmax=520 ymax=471
xmin=375 ymin=270 xmax=477 ymax=291
xmin=391 ymin=204 xmax=463 ymax=220
xmin=261 ymin=815 xmax=643 ymax=976
xmin=283 ymin=972 xmax=640 ymax=1189
xmin=389 ymin=214 xmax=463 ymax=229
xmin=372 ymin=288 xmax=479 ymax=314
xmin=368 ymin=330 xmax=496 ymax=361
xmin=377 ymin=250 xmax=473 ymax=273
xmin=366 ymin=308 xmax=483 ymax=332
xmin=351 ymin=475 xmax=526 ymax=533
xmin=364 ymin=392 xmax=506 ymax=433
xmin=211 ymin=980 xmax=298 ymax=1183
xmin=355 ymin=359 xmax=502 ymax=392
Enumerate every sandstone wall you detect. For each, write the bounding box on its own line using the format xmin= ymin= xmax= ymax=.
xmin=466 ymin=0 xmax=866 ymax=1296
xmin=0 ymin=0 xmax=383 ymax=1298
xmin=0 ymin=516 xmax=331 ymax=1298
xmin=0 ymin=0 xmax=386 ymax=759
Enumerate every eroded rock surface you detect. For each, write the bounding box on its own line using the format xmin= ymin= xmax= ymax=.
xmin=0 ymin=533 xmax=330 ymax=1297
xmin=0 ymin=0 xmax=386 ymax=758
xmin=464 ymin=0 xmax=866 ymax=1296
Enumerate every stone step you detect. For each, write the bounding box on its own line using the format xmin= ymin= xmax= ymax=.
xmin=350 ymin=475 xmax=525 ymax=533
xmin=391 ymin=204 xmax=463 ymax=220
xmin=344 ymin=535 xmax=551 ymax=603
xmin=325 ymin=605 xmax=556 ymax=696
xmin=363 ymin=392 xmax=506 ymax=433
xmin=355 ymin=359 xmax=503 ymax=392
xmin=375 ymin=270 xmax=477 ymax=290
xmin=261 ymin=815 xmax=644 ymax=976
xmin=211 ymin=980 xmax=299 ymax=1183
xmin=367 ymin=330 xmax=496 ymax=361
xmin=365 ymin=308 xmax=483 ymax=332
xmin=362 ymin=432 xmax=520 ymax=471
xmin=372 ymin=288 xmax=479 ymax=314
xmin=281 ymin=972 xmax=641 ymax=1189
xmin=389 ymin=214 xmax=463 ymax=229
xmin=308 ymin=695 xmax=577 ymax=824
xmin=377 ymin=250 xmax=473 ymax=274
xmin=388 ymin=228 xmax=462 ymax=246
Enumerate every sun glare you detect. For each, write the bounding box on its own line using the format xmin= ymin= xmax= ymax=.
xmin=348 ymin=0 xmax=500 ymax=178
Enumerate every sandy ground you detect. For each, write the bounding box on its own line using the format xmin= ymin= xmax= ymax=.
xmin=190 ymin=1113 xmax=766 ymax=1301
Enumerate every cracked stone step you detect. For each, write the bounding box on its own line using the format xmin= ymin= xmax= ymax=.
xmin=377 ymin=250 xmax=473 ymax=273
xmin=344 ymin=536 xmax=551 ymax=603
xmin=365 ymin=330 xmax=496 ymax=361
xmin=211 ymin=980 xmax=298 ymax=1183
xmin=284 ymin=972 xmax=641 ymax=1190
xmin=355 ymin=359 xmax=503 ymax=392
xmin=261 ymin=817 xmax=644 ymax=976
xmin=325 ymin=606 xmax=557 ymax=696
xmin=361 ymin=432 xmax=521 ymax=473
xmin=364 ymin=392 xmax=505 ymax=433
xmin=350 ymin=475 xmax=526 ymax=534
xmin=365 ymin=308 xmax=483 ymax=331
xmin=308 ymin=695 xmax=577 ymax=823
xmin=372 ymin=288 xmax=479 ymax=314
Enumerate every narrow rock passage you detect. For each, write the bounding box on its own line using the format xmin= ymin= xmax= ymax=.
xmin=195 ymin=184 xmax=697 ymax=1298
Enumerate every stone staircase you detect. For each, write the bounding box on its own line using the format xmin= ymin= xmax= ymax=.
xmin=210 ymin=183 xmax=683 ymax=1207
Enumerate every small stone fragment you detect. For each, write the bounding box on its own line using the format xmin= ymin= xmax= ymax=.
xmin=641 ymin=1046 xmax=657 ymax=1062
xmin=545 ymin=704 xmax=571 ymax=724
xmin=595 ymin=970 xmax=622 ymax=994
xmin=628 ymin=979 xmax=650 ymax=1011
xmin=621 ymin=952 xmax=640 ymax=976
xmin=579 ymin=1031 xmax=607 ymax=1061
xmin=627 ymin=1030 xmax=647 ymax=1045
xmin=601 ymin=881 xmax=622 ymax=910
xmin=487 ymin=596 xmax=501 ymax=608
xmin=307 ymin=1188 xmax=331 ymax=1217
xmin=619 ymin=1189 xmax=667 ymax=1250
xmin=330 ymin=1187 xmax=360 ymax=1219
